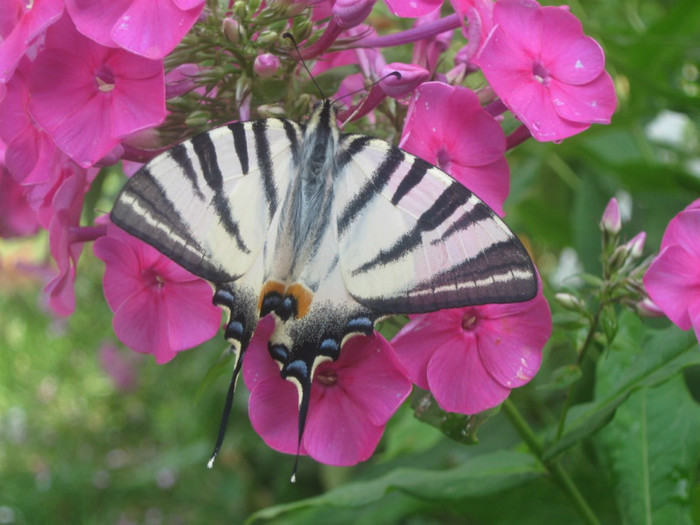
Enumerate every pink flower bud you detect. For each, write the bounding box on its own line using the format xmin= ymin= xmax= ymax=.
xmin=635 ymin=297 xmax=665 ymax=318
xmin=222 ymin=17 xmax=241 ymax=43
xmin=600 ymin=198 xmax=622 ymax=235
xmin=333 ymin=0 xmax=376 ymax=29
xmin=254 ymin=53 xmax=281 ymax=79
xmin=380 ymin=63 xmax=429 ymax=98
xmin=624 ymin=231 xmax=646 ymax=260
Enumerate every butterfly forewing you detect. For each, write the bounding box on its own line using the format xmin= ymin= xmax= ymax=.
xmin=335 ymin=136 xmax=537 ymax=313
xmin=111 ymin=118 xmax=303 ymax=282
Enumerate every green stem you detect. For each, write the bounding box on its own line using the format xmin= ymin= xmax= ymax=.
xmin=503 ymin=399 xmax=601 ymax=525
xmin=555 ymin=305 xmax=603 ymax=439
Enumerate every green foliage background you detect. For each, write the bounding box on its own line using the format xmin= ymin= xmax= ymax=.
xmin=1 ymin=1 xmax=700 ymax=523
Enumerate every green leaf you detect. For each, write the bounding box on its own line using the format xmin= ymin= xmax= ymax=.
xmin=593 ymin=376 xmax=700 ymax=524
xmin=544 ymin=314 xmax=699 ymax=460
xmin=245 ymin=451 xmax=544 ymax=523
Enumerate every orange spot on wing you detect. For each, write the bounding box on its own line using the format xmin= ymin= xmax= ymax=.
xmin=258 ymin=280 xmax=286 ymax=312
xmin=287 ymin=283 xmax=314 ymax=318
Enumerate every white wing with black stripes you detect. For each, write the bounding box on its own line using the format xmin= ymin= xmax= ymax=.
xmin=334 ymin=136 xmax=537 ymax=313
xmin=110 ymin=99 xmax=538 ymax=474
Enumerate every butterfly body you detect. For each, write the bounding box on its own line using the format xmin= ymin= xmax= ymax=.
xmin=111 ymin=99 xmax=537 ymax=464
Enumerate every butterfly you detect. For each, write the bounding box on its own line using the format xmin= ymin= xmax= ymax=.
xmin=111 ymin=98 xmax=538 ymax=472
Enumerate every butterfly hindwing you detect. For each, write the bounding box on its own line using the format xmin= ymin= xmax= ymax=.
xmin=335 ymin=135 xmax=537 ymax=314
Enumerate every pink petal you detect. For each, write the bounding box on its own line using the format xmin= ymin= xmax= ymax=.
xmin=161 ymin=279 xmax=220 ymax=351
xmin=384 ymin=0 xmax=442 ymax=17
xmin=505 ymin=79 xmax=590 ymax=141
xmin=335 ymin=334 xmax=412 ymax=426
xmin=111 ymin=74 xmax=166 ymax=137
xmin=548 ymin=72 xmax=616 ymax=125
xmin=93 ymin=235 xmax=144 ymax=311
xmin=540 ymin=7 xmax=604 ymax=85
xmin=242 ymin=317 xmax=277 ymax=389
xmin=491 ymin=0 xmax=542 ymax=56
xmin=304 ymin=386 xmax=383 ymax=465
xmin=644 ymin=245 xmax=700 ymax=330
xmin=427 ymin=335 xmax=511 ymax=414
xmin=112 ymin=288 xmax=175 ymax=363
xmin=476 ymin=296 xmax=549 ymax=388
xmin=248 ymin=376 xmax=305 ymax=455
xmin=448 ymin=158 xmax=509 ymax=217
xmin=65 ymin=0 xmax=131 ymax=48
xmin=28 ymin=48 xmax=96 ymax=133
xmin=111 ymin=0 xmax=204 ymax=59
xmin=660 ymin=209 xmax=700 ymax=259
xmin=173 ymin=0 xmax=205 ymax=10
xmin=392 ymin=310 xmax=465 ymax=389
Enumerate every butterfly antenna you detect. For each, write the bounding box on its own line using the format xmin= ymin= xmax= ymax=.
xmin=207 ymin=344 xmax=246 ymax=469
xmin=282 ymin=32 xmax=326 ymax=100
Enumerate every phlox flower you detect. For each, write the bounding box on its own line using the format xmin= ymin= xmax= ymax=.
xmin=0 ymin=143 xmax=39 ymax=238
xmin=65 ymin=0 xmax=205 ymax=60
xmin=644 ymin=199 xmax=700 ymax=342
xmin=477 ymin=0 xmax=616 ymax=142
xmin=43 ymin=167 xmax=90 ymax=316
xmin=93 ymin=222 xmax=221 ymax=364
xmin=0 ymin=0 xmax=64 ymax=83
xmin=244 ymin=317 xmax=412 ymax=466
xmin=0 ymin=58 xmax=60 ymax=185
xmin=399 ymin=82 xmax=510 ymax=216
xmin=392 ymin=291 xmax=551 ymax=415
xmin=27 ymin=14 xmax=165 ymax=167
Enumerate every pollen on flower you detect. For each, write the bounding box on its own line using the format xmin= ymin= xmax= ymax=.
xmin=461 ymin=312 xmax=478 ymax=330
xmin=532 ymin=62 xmax=549 ymax=85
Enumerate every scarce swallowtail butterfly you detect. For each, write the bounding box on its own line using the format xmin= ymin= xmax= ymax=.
xmin=111 ymin=96 xmax=538 ymax=473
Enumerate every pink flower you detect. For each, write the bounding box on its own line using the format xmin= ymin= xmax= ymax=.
xmin=93 ymin=222 xmax=221 ymax=364
xmin=384 ymin=0 xmax=442 ymax=18
xmin=392 ymin=291 xmax=551 ymax=415
xmin=644 ymin=199 xmax=700 ymax=342
xmin=399 ymin=82 xmax=510 ymax=216
xmin=300 ymin=0 xmax=376 ymax=59
xmin=0 ymin=0 xmax=64 ymax=83
xmin=0 ymin=58 xmax=60 ymax=185
xmin=44 ymin=168 xmax=90 ymax=316
xmin=65 ymin=0 xmax=205 ymax=60
xmin=27 ymin=14 xmax=166 ymax=167
xmin=477 ymin=0 xmax=616 ymax=142
xmin=0 ymin=143 xmax=40 ymax=238
xmin=244 ymin=317 xmax=412 ymax=466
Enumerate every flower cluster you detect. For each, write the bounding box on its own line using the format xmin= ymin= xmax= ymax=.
xmin=0 ymin=0 xmax=617 ymax=466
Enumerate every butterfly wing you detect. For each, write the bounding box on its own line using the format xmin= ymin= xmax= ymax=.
xmin=112 ymin=118 xmax=302 ymax=283
xmin=335 ymin=134 xmax=537 ymax=314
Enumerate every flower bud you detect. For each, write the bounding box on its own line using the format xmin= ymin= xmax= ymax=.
xmin=254 ymin=53 xmax=281 ymax=79
xmin=555 ymin=292 xmax=585 ymax=312
xmin=222 ymin=17 xmax=241 ymax=43
xmin=624 ymin=231 xmax=646 ymax=260
xmin=257 ymin=30 xmax=279 ymax=46
xmin=257 ymin=104 xmax=287 ymax=118
xmin=635 ymin=297 xmax=665 ymax=318
xmin=333 ymin=0 xmax=376 ymax=29
xmin=380 ymin=63 xmax=429 ymax=98
xmin=600 ymin=198 xmax=622 ymax=235
xmin=185 ymin=109 xmax=210 ymax=128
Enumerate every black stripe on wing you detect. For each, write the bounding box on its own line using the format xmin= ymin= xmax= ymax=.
xmin=111 ymin=168 xmax=233 ymax=282
xmin=192 ymin=133 xmax=251 ymax=255
xmin=337 ymin=145 xmax=405 ymax=235
xmin=351 ymin=181 xmax=469 ymax=275
xmin=169 ymin=143 xmax=206 ymax=201
xmin=252 ymin=119 xmax=277 ymax=220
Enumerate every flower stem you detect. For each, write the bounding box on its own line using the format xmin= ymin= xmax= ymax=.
xmin=555 ymin=304 xmax=603 ymax=439
xmin=502 ymin=399 xmax=601 ymax=525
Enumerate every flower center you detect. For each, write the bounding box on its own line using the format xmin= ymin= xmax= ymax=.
xmin=461 ymin=309 xmax=479 ymax=331
xmin=316 ymin=367 xmax=338 ymax=386
xmin=532 ymin=61 xmax=550 ymax=85
xmin=96 ymin=66 xmax=115 ymax=93
xmin=436 ymin=148 xmax=452 ymax=172
xmin=141 ymin=268 xmax=166 ymax=290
